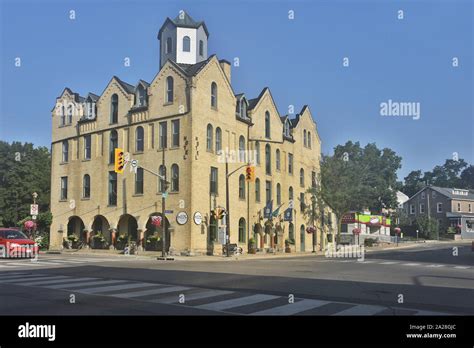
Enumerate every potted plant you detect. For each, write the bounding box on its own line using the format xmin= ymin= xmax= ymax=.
xmin=248 ymin=238 xmax=257 ymax=254
xmin=285 ymin=239 xmax=291 ymax=253
xmin=116 ymin=234 xmax=127 ymax=250
xmin=146 ymin=234 xmax=161 ymax=251
xmin=67 ymin=234 xmax=79 ymax=248
xmin=91 ymin=232 xmax=107 ymax=249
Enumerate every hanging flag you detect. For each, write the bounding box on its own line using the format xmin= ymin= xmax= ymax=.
xmin=283 ymin=207 xmax=293 ymax=221
xmin=264 ymin=200 xmax=273 ymax=219
xmin=272 ymin=204 xmax=283 ymax=218
xmin=288 ymin=199 xmax=294 ymax=209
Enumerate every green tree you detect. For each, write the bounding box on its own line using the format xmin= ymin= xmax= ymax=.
xmin=460 ymin=165 xmax=474 ymax=189
xmin=402 ymin=170 xmax=424 ymax=197
xmin=415 ymin=215 xmax=439 ymax=240
xmin=0 ymin=141 xmax=51 ymax=227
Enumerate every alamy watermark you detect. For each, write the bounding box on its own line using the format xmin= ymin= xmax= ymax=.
xmin=0 ymin=242 xmax=39 ymax=260
xmin=380 ymin=99 xmax=420 ymax=120
xmin=325 ymin=244 xmax=365 ymax=261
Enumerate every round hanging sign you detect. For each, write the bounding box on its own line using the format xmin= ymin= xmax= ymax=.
xmin=193 ymin=212 xmax=203 ymax=225
xmin=176 ymin=211 xmax=188 ymax=225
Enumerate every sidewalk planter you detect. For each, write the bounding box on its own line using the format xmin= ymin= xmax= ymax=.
xmin=115 ymin=234 xmax=127 ymax=250
xmin=67 ymin=235 xmax=79 ymax=249
xmin=145 ymin=235 xmax=161 ymax=251
xmin=91 ymin=233 xmax=107 ymax=249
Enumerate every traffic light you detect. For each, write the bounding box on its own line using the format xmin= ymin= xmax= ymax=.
xmin=245 ymin=166 xmax=255 ymax=182
xmin=211 ymin=208 xmax=225 ymax=220
xmin=114 ymin=148 xmax=125 ymax=173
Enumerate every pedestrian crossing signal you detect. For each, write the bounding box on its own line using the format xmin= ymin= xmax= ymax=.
xmin=245 ymin=166 xmax=255 ymax=182
xmin=114 ymin=148 xmax=125 ymax=173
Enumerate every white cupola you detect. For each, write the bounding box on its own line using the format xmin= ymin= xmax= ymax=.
xmin=157 ymin=11 xmax=209 ymax=68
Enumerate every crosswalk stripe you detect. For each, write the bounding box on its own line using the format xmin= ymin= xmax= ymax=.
xmin=42 ymin=259 xmax=84 ymax=264
xmin=336 ymin=304 xmax=386 ymax=315
xmin=111 ymin=286 xmax=190 ymax=298
xmin=427 ymin=264 xmax=444 ymax=268
xmin=380 ymin=261 xmax=399 ymax=265
xmin=15 ymin=277 xmax=98 ymax=286
xmin=453 ymin=266 xmax=470 ymax=269
xmin=30 ymin=261 xmax=62 ymax=265
xmin=153 ymin=289 xmax=234 ymax=304
xmin=403 ymin=263 xmax=421 ymax=267
xmin=3 ymin=276 xmax=71 ymax=284
xmin=0 ymin=275 xmax=63 ymax=283
xmin=252 ymin=299 xmax=329 ymax=315
xmin=75 ymin=282 xmax=157 ymax=294
xmin=195 ymin=294 xmax=279 ymax=311
xmin=44 ymin=279 xmax=129 ymax=289
xmin=0 ymin=273 xmax=40 ymax=280
xmin=414 ymin=310 xmax=452 ymax=316
xmin=6 ymin=262 xmax=44 ymax=267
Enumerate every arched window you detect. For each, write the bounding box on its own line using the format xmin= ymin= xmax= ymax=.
xmin=276 ymin=183 xmax=281 ymax=205
xmin=199 ymin=40 xmax=204 ymax=56
xmin=183 ymin=36 xmax=191 ymax=52
xmin=60 ymin=106 xmax=66 ymax=126
xmin=136 ymin=126 xmax=144 ymax=152
xmin=239 ymin=136 xmax=246 ymax=162
xmin=67 ymin=104 xmax=73 ymax=124
xmin=83 ymin=174 xmax=90 ymax=198
xmin=308 ymin=131 xmax=312 ymax=148
xmin=303 ymin=130 xmax=307 ymax=147
xmin=289 ymin=186 xmax=294 ymax=201
xmin=109 ymin=130 xmax=118 ymax=164
xmin=265 ymin=144 xmax=271 ymax=175
xmin=171 ymin=164 xmax=179 ymax=192
xmin=110 ymin=94 xmax=118 ymax=124
xmin=158 ymin=165 xmax=166 ymax=192
xmin=265 ymin=111 xmax=270 ymax=138
xmin=239 ymin=174 xmax=245 ymax=199
xmin=238 ymin=218 xmax=246 ymax=243
xmin=206 ymin=124 xmax=213 ymax=151
xmin=255 ymin=178 xmax=261 ymax=202
xmin=215 ymin=127 xmax=222 ymax=153
xmin=166 ymin=37 xmax=172 ymax=54
xmin=135 ymin=168 xmax=144 ymax=194
xmin=62 ymin=140 xmax=69 ymax=162
xmin=211 ymin=82 xmax=217 ymax=108
xmin=284 ymin=121 xmax=290 ymax=137
xmin=276 ymin=149 xmax=281 ymax=171
xmin=300 ymin=168 xmax=305 ymax=187
xmin=239 ymin=99 xmax=247 ymax=119
xmin=255 ymin=141 xmax=260 ymax=165
xmin=166 ymin=76 xmax=174 ymax=103
xmin=289 ymin=223 xmax=294 ymax=242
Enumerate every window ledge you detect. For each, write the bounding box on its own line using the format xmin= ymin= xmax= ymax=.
xmin=59 ymin=199 xmax=68 ymax=202
xmin=82 ymin=159 xmax=91 ymax=162
xmin=60 ymin=162 xmax=68 ymax=165
xmin=163 ymin=102 xmax=173 ymax=106
xmin=133 ymin=194 xmax=144 ymax=197
xmin=81 ymin=197 xmax=90 ymax=201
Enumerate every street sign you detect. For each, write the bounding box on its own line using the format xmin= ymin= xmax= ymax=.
xmin=165 ymin=210 xmax=174 ymax=214
xmin=162 ymin=192 xmax=168 ymax=198
xmin=218 ymin=227 xmax=226 ymax=244
xmin=32 ymin=215 xmax=37 ymax=220
xmin=30 ymin=204 xmax=38 ymax=216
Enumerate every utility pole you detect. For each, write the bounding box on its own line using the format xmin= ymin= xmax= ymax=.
xmin=312 ymin=195 xmax=316 ymax=253
xmin=225 ymin=159 xmax=230 ymax=257
xmin=161 ymin=147 xmax=168 ymax=258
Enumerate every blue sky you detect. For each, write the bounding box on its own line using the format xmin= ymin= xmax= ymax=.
xmin=0 ymin=0 xmax=472 ymax=180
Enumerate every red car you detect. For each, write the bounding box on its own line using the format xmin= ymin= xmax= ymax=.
xmin=0 ymin=228 xmax=38 ymax=258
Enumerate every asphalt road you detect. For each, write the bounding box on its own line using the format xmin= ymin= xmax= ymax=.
xmin=0 ymin=242 xmax=472 ymax=315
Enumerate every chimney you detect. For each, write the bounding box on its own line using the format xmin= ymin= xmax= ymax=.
xmin=219 ymin=59 xmax=231 ymax=84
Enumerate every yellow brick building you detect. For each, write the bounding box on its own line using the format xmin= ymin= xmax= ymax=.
xmin=49 ymin=12 xmax=324 ymax=255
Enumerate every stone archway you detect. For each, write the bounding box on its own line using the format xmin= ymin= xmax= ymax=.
xmin=145 ymin=213 xmax=170 ymax=252
xmin=92 ymin=215 xmax=111 ymax=242
xmin=118 ymin=214 xmax=138 ymax=242
xmin=67 ymin=216 xmax=85 ymax=241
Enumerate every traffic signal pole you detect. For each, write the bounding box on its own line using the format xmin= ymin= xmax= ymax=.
xmin=225 ymin=160 xmax=230 ymax=257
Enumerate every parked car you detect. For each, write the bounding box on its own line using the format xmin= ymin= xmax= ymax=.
xmin=0 ymin=228 xmax=38 ymax=258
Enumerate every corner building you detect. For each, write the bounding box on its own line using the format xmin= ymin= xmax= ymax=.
xmin=49 ymin=12 xmax=323 ymax=255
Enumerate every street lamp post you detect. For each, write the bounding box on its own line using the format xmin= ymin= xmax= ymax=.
xmin=311 ymin=195 xmax=316 ymax=253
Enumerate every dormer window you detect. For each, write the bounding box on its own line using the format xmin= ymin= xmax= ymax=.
xmin=67 ymin=104 xmax=73 ymax=124
xmin=183 ymin=36 xmax=191 ymax=52
xmin=60 ymin=106 xmax=66 ymax=126
xmin=85 ymin=98 xmax=95 ymax=119
xmin=199 ymin=40 xmax=204 ymax=56
xmin=136 ymin=85 xmax=147 ymax=107
xmin=239 ymin=99 xmax=247 ymax=119
xmin=284 ymin=120 xmax=290 ymax=137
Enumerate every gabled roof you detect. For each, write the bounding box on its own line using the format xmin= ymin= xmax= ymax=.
xmin=85 ymin=93 xmax=99 ymax=102
xmin=176 ymin=55 xmax=214 ymax=76
xmin=137 ymin=79 xmax=150 ymax=88
xmin=290 ymin=114 xmax=300 ymax=127
xmin=158 ymin=11 xmax=209 ymax=40
xmin=113 ymin=76 xmax=135 ymax=94
xmin=248 ymin=87 xmax=269 ymax=111
xmin=430 ymin=186 xmax=474 ymax=200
